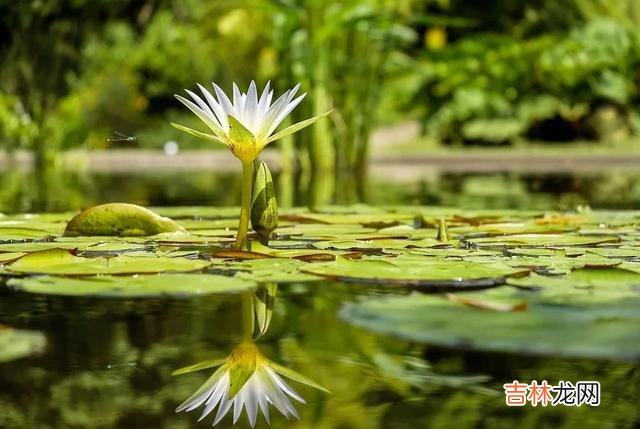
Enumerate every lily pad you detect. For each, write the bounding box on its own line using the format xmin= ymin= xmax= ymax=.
xmin=312 ymin=238 xmax=450 ymax=251
xmin=7 ymin=273 xmax=255 ymax=297
xmin=0 ymin=252 xmax=26 ymax=263
xmin=300 ymin=257 xmax=526 ymax=288
xmin=64 ymin=203 xmax=184 ymax=236
xmin=7 ymin=248 xmax=211 ymax=275
xmin=340 ymin=293 xmax=640 ymax=360
xmin=219 ymin=258 xmax=322 ymax=283
xmin=0 ymin=326 xmax=46 ymax=362
xmin=0 ymin=227 xmax=57 ymax=240
xmin=508 ymin=269 xmax=640 ymax=306
xmin=464 ymin=233 xmax=620 ymax=248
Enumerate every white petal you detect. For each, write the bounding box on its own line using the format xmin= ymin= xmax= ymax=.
xmin=257 ymin=90 xmax=296 ymax=136
xmin=185 ymin=89 xmax=214 ymax=117
xmin=267 ymin=368 xmax=305 ymax=403
xmin=197 ymin=83 xmax=229 ymax=132
xmin=175 ymin=94 xmax=223 ymax=136
xmin=176 ymin=382 xmax=216 ymax=413
xmin=266 ymin=93 xmax=306 ymax=137
xmin=257 ymin=81 xmax=272 ymax=116
xmin=212 ymin=391 xmax=234 ymax=426
xmin=245 ymin=384 xmax=259 ymax=427
xmin=213 ymin=83 xmax=235 ymax=116
xmin=245 ymin=81 xmax=259 ymax=131
xmin=255 ymin=378 xmax=271 ymax=424
xmin=262 ymin=369 xmax=299 ymax=419
xmin=232 ymin=83 xmax=244 ymax=117
xmin=233 ymin=388 xmax=245 ymax=424
xmin=197 ymin=377 xmax=228 ymax=421
xmin=176 ymin=369 xmax=226 ymax=413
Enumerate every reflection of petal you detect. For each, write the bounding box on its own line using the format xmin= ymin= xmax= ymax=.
xmin=176 ymin=342 xmax=328 ymax=427
xmin=176 ymin=365 xmax=227 ymax=412
xmin=267 ymin=368 xmax=305 ymax=403
xmin=262 ymin=368 xmax=299 ymax=419
xmin=213 ymin=385 xmax=234 ymax=426
xmin=198 ymin=374 xmax=229 ymax=421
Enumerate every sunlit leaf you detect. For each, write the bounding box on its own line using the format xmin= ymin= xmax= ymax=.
xmin=7 ymin=248 xmax=211 ymax=275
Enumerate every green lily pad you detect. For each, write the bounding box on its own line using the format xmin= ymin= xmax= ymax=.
xmin=0 ymin=326 xmax=46 ymax=362
xmin=0 ymin=236 xmax=152 ymax=253
xmin=275 ymin=223 xmax=378 ymax=240
xmin=64 ymin=203 xmax=184 ymax=236
xmin=340 ymin=293 xmax=640 ymax=360
xmin=499 ymin=254 xmax=620 ymax=275
xmin=220 ymin=258 xmax=322 ymax=283
xmin=507 ymin=269 xmax=640 ymax=306
xmin=151 ymin=206 xmax=240 ymax=219
xmin=0 ymin=252 xmax=26 ymax=263
xmin=7 ymin=248 xmax=210 ymax=275
xmin=280 ymin=211 xmax=415 ymax=226
xmin=7 ymin=273 xmax=255 ymax=297
xmin=465 ymin=233 xmax=620 ymax=248
xmin=586 ymin=247 xmax=640 ymax=258
xmin=0 ymin=227 xmax=57 ymax=240
xmin=300 ymin=257 xmax=526 ymax=288
xmin=312 ymin=238 xmax=450 ymax=251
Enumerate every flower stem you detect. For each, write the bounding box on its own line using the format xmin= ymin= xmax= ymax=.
xmin=234 ymin=160 xmax=254 ymax=250
xmin=241 ymin=291 xmax=254 ymax=342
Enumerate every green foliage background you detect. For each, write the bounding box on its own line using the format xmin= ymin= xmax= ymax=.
xmin=0 ymin=0 xmax=639 ymax=153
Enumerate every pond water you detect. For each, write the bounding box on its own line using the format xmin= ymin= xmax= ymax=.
xmin=3 ymin=168 xmax=640 ymax=213
xmin=1 ymin=168 xmax=639 ymax=428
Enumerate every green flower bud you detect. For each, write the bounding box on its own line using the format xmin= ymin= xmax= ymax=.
xmin=251 ymin=159 xmax=278 ymax=242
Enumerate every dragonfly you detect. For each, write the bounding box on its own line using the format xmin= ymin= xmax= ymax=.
xmin=105 ymin=131 xmax=136 ymax=143
xmin=105 ymin=361 xmax=143 ymax=372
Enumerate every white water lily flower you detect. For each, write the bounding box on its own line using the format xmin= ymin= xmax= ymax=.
xmin=173 ymin=81 xmax=329 ymax=162
xmin=174 ymin=342 xmax=329 ymax=427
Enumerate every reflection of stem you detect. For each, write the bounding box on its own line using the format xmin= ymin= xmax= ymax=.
xmin=241 ymin=291 xmax=254 ymax=342
xmin=253 ymin=284 xmax=277 ymax=339
xmin=234 ymin=161 xmax=254 ymax=250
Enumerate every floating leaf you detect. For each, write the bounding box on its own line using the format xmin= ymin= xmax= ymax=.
xmin=301 ymin=257 xmax=526 ymax=288
xmin=508 ymin=268 xmax=640 ymax=305
xmin=0 ymin=227 xmax=57 ymax=240
xmin=312 ymin=238 xmax=450 ymax=251
xmin=340 ymin=294 xmax=640 ymax=360
xmin=64 ymin=203 xmax=184 ymax=236
xmin=7 ymin=248 xmax=210 ymax=275
xmin=0 ymin=252 xmax=26 ymax=263
xmin=465 ymin=233 xmax=619 ymax=248
xmin=225 ymin=258 xmax=322 ymax=283
xmin=8 ymin=273 xmax=255 ymax=297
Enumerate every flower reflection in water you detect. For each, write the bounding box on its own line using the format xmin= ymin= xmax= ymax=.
xmin=174 ymin=285 xmax=328 ymax=427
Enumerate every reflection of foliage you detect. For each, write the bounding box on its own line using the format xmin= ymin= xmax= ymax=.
xmin=0 ymin=326 xmax=46 ymax=363
xmin=0 ymin=281 xmax=637 ymax=428
xmin=0 ymin=169 xmax=242 ymax=213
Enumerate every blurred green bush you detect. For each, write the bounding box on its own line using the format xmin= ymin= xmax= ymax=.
xmin=412 ymin=0 xmax=640 ymax=144
xmin=1 ymin=0 xmax=639 ymax=157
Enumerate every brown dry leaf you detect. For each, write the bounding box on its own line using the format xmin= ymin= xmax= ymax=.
xmin=294 ymin=253 xmax=336 ymax=262
xmin=212 ymin=250 xmax=274 ymax=260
